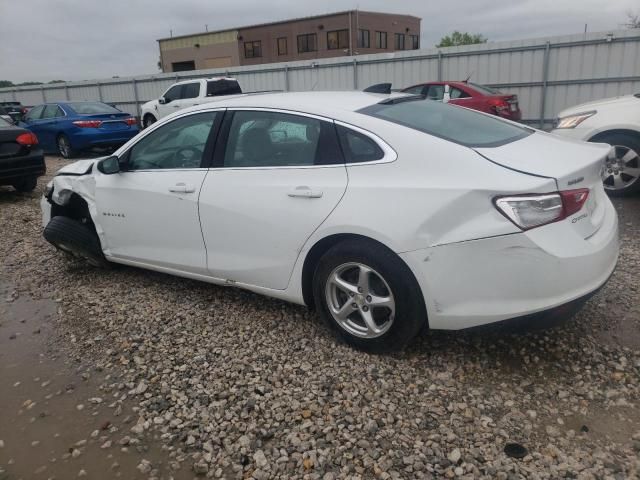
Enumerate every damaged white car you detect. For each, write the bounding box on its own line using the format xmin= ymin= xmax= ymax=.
xmin=42 ymin=91 xmax=619 ymax=352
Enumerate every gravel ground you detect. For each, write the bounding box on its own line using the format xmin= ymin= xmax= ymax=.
xmin=1 ymin=155 xmax=639 ymax=479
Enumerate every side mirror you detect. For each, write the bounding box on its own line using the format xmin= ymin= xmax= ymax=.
xmin=158 ymin=97 xmax=167 ymax=105
xmin=443 ymin=84 xmax=451 ymax=103
xmin=97 ymin=156 xmax=121 ymax=175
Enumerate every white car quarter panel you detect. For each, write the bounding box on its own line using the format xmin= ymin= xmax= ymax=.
xmin=95 ymin=169 xmax=209 ymax=273
xmin=199 ymin=165 xmax=348 ymax=290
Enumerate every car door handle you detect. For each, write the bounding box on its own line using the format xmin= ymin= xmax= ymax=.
xmin=168 ymin=183 xmax=195 ymax=193
xmin=288 ymin=186 xmax=323 ymax=198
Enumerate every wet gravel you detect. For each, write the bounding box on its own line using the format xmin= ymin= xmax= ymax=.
xmin=1 ymin=156 xmax=639 ymax=479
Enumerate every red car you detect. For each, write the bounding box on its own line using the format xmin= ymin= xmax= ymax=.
xmin=401 ymin=81 xmax=522 ymax=121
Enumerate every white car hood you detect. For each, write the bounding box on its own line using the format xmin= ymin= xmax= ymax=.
xmin=557 ymin=94 xmax=637 ymax=117
xmin=56 ymin=158 xmax=102 ymax=176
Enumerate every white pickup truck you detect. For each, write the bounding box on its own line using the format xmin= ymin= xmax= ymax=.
xmin=140 ymin=77 xmax=241 ymax=128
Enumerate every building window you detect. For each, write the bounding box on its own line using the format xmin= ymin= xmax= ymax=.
xmin=244 ymin=41 xmax=262 ymax=58
xmin=327 ymin=29 xmax=349 ymax=50
xmin=358 ymin=29 xmax=370 ymax=48
xmin=277 ymin=37 xmax=287 ymax=56
xmin=171 ymin=60 xmax=195 ymax=72
xmin=410 ymin=34 xmax=419 ymax=50
xmin=375 ymin=31 xmax=387 ymax=49
xmin=297 ymin=33 xmax=317 ymax=53
xmin=394 ymin=33 xmax=405 ymax=50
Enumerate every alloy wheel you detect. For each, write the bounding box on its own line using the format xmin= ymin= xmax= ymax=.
xmin=325 ymin=262 xmax=395 ymax=338
xmin=602 ymin=145 xmax=640 ymax=191
xmin=58 ymin=136 xmax=71 ymax=158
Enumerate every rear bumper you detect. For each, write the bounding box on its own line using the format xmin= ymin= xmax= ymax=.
xmin=400 ymin=198 xmax=619 ymax=330
xmin=69 ymin=128 xmax=139 ymax=150
xmin=0 ymin=149 xmax=46 ymax=183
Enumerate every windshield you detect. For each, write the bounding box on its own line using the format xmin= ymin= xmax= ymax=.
xmin=468 ymin=82 xmax=502 ymax=95
xmin=360 ymin=98 xmax=532 ymax=148
xmin=0 ymin=117 xmax=11 ymax=127
xmin=67 ymin=102 xmax=121 ymax=114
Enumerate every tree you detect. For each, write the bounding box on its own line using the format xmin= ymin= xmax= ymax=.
xmin=436 ymin=31 xmax=487 ymax=48
xmin=624 ymin=11 xmax=640 ymax=29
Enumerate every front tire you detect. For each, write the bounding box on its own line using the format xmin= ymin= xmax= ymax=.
xmin=143 ymin=114 xmax=157 ymax=129
xmin=12 ymin=176 xmax=38 ymax=192
xmin=57 ymin=134 xmax=76 ymax=159
xmin=313 ymin=239 xmax=426 ymax=353
xmin=591 ymin=132 xmax=640 ymax=197
xmin=44 ymin=216 xmax=108 ymax=268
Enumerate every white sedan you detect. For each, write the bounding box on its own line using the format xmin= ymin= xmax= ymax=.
xmin=41 ymin=91 xmax=619 ymax=352
xmin=552 ymin=93 xmax=640 ymax=196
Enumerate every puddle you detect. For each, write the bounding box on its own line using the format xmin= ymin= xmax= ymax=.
xmin=0 ymin=278 xmax=192 ymax=479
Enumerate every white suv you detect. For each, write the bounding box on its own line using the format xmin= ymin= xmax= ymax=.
xmin=140 ymin=77 xmax=241 ymax=129
xmin=552 ymin=93 xmax=640 ymax=196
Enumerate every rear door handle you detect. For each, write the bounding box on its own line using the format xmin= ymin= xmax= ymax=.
xmin=168 ymin=183 xmax=195 ymax=193
xmin=288 ymin=186 xmax=323 ymax=198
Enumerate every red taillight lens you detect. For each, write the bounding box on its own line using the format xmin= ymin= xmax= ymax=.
xmin=494 ymin=188 xmax=590 ymax=230
xmin=73 ymin=120 xmax=103 ymax=128
xmin=16 ymin=132 xmax=39 ymax=146
xmin=489 ymin=98 xmax=509 ymax=113
xmin=124 ymin=117 xmax=137 ymax=126
xmin=559 ymin=188 xmax=590 ymax=217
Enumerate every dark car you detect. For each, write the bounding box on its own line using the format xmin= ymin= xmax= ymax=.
xmin=402 ymin=81 xmax=522 ymax=121
xmin=0 ymin=116 xmax=46 ymax=192
xmin=21 ymin=101 xmax=139 ymax=158
xmin=0 ymin=101 xmax=27 ymax=122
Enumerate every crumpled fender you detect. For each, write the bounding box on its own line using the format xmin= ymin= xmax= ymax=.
xmin=49 ymin=160 xmax=110 ymax=256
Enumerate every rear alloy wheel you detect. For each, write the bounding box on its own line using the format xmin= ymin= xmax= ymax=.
xmin=592 ymin=133 xmax=640 ymax=196
xmin=57 ymin=134 xmax=75 ymax=159
xmin=313 ymin=239 xmax=426 ymax=352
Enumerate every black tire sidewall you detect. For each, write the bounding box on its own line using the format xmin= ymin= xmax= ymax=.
xmin=143 ymin=114 xmax=156 ymax=129
xmin=313 ymin=239 xmax=426 ymax=353
xmin=592 ymin=133 xmax=640 ymax=196
xmin=13 ymin=176 xmax=37 ymax=192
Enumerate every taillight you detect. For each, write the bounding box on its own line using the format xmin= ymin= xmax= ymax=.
xmin=124 ymin=117 xmax=137 ymax=126
xmin=489 ymin=98 xmax=509 ymax=114
xmin=16 ymin=132 xmax=39 ymax=146
xmin=73 ymin=120 xmax=103 ymax=128
xmin=494 ymin=188 xmax=589 ymax=230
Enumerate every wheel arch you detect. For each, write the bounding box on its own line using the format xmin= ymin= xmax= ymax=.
xmin=300 ymin=233 xmax=420 ymax=310
xmin=588 ymin=128 xmax=640 ymax=143
xmin=50 ymin=191 xmax=96 ymax=231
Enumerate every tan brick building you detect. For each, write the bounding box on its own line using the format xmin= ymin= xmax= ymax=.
xmin=158 ymin=10 xmax=421 ymax=72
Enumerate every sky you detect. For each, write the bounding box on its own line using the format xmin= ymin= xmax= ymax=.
xmin=0 ymin=0 xmax=638 ymax=83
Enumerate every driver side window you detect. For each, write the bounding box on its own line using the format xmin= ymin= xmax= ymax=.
xmin=127 ymin=112 xmax=218 ymax=171
xmin=164 ymin=85 xmax=182 ymax=103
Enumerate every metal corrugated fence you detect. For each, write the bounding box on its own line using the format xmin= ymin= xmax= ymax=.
xmin=2 ymin=29 xmax=639 ymax=129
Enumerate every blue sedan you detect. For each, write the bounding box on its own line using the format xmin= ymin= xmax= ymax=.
xmin=21 ymin=102 xmax=139 ymax=158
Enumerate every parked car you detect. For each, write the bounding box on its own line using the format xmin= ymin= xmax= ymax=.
xmin=21 ymin=102 xmax=139 ymax=159
xmin=402 ymin=81 xmax=522 ymax=121
xmin=552 ymin=93 xmax=640 ymax=196
xmin=0 ymin=101 xmax=28 ymax=122
xmin=140 ymin=77 xmax=242 ymax=128
xmin=0 ymin=116 xmax=45 ymax=192
xmin=0 ymin=106 xmax=14 ymax=124
xmin=41 ymin=91 xmax=617 ymax=352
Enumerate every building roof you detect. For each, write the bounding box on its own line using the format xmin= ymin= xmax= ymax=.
xmin=157 ymin=10 xmax=421 ymax=42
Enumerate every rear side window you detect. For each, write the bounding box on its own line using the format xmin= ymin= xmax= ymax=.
xmin=207 ymin=80 xmax=242 ymax=96
xmin=25 ymin=105 xmax=45 ymax=120
xmin=360 ymin=98 xmax=531 ymax=148
xmin=181 ymin=82 xmax=200 ymax=99
xmin=68 ymin=102 xmax=121 ymax=114
xmin=222 ymin=110 xmax=341 ymax=167
xmin=336 ymin=125 xmax=384 ymax=163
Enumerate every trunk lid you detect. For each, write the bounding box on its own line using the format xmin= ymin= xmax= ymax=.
xmin=475 ymin=131 xmax=610 ymax=238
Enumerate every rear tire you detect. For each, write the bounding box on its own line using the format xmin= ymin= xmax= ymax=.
xmin=44 ymin=216 xmax=108 ymax=268
xmin=590 ymin=132 xmax=640 ymax=197
xmin=143 ymin=114 xmax=157 ymax=129
xmin=12 ymin=176 xmax=38 ymax=192
xmin=313 ymin=239 xmax=426 ymax=353
xmin=57 ymin=134 xmax=76 ymax=159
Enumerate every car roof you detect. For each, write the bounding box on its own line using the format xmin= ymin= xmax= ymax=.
xmin=172 ymin=77 xmax=237 ymax=86
xmin=189 ymin=91 xmax=409 ymax=117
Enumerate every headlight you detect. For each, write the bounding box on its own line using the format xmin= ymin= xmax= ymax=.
xmin=555 ymin=111 xmax=596 ymax=129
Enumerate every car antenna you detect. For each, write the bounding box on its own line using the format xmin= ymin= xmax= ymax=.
xmin=463 ymin=72 xmax=473 ymax=83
